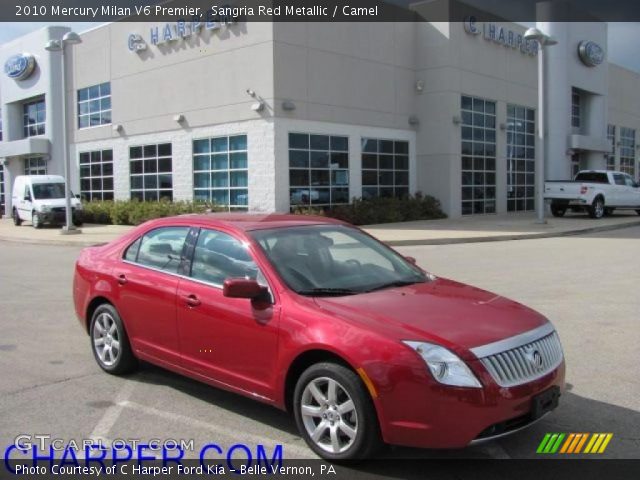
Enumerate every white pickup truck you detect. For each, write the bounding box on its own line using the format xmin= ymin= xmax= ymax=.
xmin=544 ymin=170 xmax=640 ymax=219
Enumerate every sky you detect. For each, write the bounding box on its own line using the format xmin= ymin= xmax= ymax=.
xmin=0 ymin=21 xmax=638 ymax=73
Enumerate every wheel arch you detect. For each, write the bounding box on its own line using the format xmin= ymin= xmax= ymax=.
xmin=85 ymin=296 xmax=113 ymax=333
xmin=283 ymin=349 xmax=359 ymax=414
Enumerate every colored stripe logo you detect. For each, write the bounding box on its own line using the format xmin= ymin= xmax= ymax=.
xmin=537 ymin=433 xmax=613 ymax=454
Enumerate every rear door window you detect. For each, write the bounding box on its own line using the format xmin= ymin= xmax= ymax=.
xmin=126 ymin=227 xmax=190 ymax=273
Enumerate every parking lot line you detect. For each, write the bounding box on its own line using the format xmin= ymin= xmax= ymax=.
xmin=89 ymin=381 xmax=136 ymax=445
xmin=119 ymin=400 xmax=313 ymax=458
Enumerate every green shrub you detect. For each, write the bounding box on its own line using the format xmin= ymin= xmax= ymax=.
xmin=292 ymin=192 xmax=446 ymax=225
xmin=81 ymin=200 xmax=218 ymax=226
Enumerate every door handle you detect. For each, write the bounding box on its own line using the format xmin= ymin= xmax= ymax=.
xmin=182 ymin=294 xmax=201 ymax=308
xmin=117 ymin=274 xmax=127 ymax=285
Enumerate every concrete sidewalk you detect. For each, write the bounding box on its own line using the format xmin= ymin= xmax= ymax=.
xmin=1 ymin=212 xmax=639 ymax=247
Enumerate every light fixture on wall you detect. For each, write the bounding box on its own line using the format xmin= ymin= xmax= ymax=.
xmin=408 ymin=115 xmax=420 ymax=126
xmin=452 ymin=115 xmax=461 ymax=125
xmin=113 ymin=124 xmax=123 ymax=133
xmin=499 ymin=122 xmax=507 ymax=131
xmin=415 ymin=80 xmax=425 ymax=92
xmin=173 ymin=114 xmax=185 ymax=123
xmin=282 ymin=100 xmax=296 ymax=111
xmin=246 ymin=88 xmax=256 ymax=98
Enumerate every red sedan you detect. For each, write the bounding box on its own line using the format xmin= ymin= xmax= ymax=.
xmin=73 ymin=214 xmax=565 ymax=460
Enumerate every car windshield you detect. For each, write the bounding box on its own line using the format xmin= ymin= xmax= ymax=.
xmin=32 ymin=183 xmax=65 ymax=199
xmin=251 ymin=225 xmax=428 ymax=296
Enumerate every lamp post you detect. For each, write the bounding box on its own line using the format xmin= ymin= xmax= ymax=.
xmin=524 ymin=27 xmax=557 ymax=224
xmin=45 ymin=31 xmax=82 ymax=234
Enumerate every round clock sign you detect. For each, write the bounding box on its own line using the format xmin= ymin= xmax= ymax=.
xmin=578 ymin=41 xmax=604 ymax=67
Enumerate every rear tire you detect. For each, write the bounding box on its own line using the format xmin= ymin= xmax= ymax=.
xmin=550 ymin=204 xmax=567 ymax=217
xmin=588 ymin=197 xmax=605 ymax=219
xmin=90 ymin=303 xmax=138 ymax=375
xmin=12 ymin=209 xmax=22 ymax=226
xmin=293 ymin=362 xmax=382 ymax=460
xmin=32 ymin=211 xmax=42 ymax=229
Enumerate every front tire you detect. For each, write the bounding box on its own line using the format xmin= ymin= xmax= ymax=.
xmin=32 ymin=211 xmax=42 ymax=229
xmin=293 ymin=362 xmax=381 ymax=460
xmin=12 ymin=209 xmax=22 ymax=226
xmin=588 ymin=197 xmax=605 ymax=219
xmin=90 ymin=303 xmax=138 ymax=375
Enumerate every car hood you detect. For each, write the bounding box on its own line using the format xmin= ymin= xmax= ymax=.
xmin=312 ymin=277 xmax=549 ymax=357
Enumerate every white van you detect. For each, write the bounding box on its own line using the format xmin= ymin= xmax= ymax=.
xmin=12 ymin=175 xmax=83 ymax=229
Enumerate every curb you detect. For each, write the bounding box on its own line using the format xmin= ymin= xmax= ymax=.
xmin=1 ymin=220 xmax=639 ymax=248
xmin=381 ymin=220 xmax=640 ymax=246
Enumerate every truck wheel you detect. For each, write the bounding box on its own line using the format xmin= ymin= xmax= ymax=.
xmin=12 ymin=209 xmax=22 ymax=226
xmin=588 ymin=197 xmax=605 ymax=219
xmin=550 ymin=204 xmax=566 ymax=217
xmin=32 ymin=211 xmax=42 ymax=229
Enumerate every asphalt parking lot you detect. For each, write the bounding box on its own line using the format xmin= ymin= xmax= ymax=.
xmin=0 ymin=226 xmax=638 ymax=463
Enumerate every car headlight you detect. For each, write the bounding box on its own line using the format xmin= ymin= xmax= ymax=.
xmin=403 ymin=341 xmax=482 ymax=388
xmin=40 ymin=205 xmax=51 ymax=213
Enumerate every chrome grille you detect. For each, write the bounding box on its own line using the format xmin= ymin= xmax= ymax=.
xmin=477 ymin=331 xmax=563 ymax=387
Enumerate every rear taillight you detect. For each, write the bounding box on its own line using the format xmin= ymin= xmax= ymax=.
xmin=580 ymin=185 xmax=588 ymax=194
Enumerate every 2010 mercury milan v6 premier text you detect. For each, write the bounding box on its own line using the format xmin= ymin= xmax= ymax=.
xmin=73 ymin=214 xmax=565 ymax=460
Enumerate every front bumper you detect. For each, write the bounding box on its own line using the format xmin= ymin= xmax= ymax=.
xmin=373 ymin=359 xmax=565 ymax=449
xmin=40 ymin=209 xmax=83 ymax=225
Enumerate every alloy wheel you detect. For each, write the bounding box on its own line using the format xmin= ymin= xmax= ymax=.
xmin=300 ymin=377 xmax=358 ymax=454
xmin=92 ymin=312 xmax=121 ymax=367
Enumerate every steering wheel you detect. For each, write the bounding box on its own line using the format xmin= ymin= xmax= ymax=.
xmin=344 ymin=259 xmax=362 ymax=271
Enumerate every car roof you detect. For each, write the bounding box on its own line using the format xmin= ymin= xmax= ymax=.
xmin=150 ymin=213 xmax=347 ymax=232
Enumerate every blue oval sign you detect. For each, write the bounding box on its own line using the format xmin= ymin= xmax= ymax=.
xmin=578 ymin=41 xmax=604 ymax=67
xmin=4 ymin=53 xmax=36 ymax=80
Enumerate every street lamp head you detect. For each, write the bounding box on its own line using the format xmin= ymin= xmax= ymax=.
xmin=44 ymin=39 xmax=62 ymax=52
xmin=62 ymin=31 xmax=82 ymax=45
xmin=524 ymin=27 xmax=558 ymax=46
xmin=524 ymin=27 xmax=544 ymax=42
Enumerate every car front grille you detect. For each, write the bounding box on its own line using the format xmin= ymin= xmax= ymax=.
xmin=477 ymin=331 xmax=563 ymax=387
xmin=51 ymin=207 xmax=75 ymax=213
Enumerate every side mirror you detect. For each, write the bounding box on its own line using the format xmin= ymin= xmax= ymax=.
xmin=223 ymin=278 xmax=269 ymax=301
xmin=25 ymin=194 xmax=31 ymax=202
xmin=405 ymin=256 xmax=417 ymax=265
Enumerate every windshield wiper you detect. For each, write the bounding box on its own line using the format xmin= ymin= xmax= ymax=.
xmin=363 ymin=279 xmax=426 ymax=293
xmin=297 ymin=288 xmax=361 ymax=297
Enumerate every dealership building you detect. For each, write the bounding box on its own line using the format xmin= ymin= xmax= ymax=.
xmin=1 ymin=2 xmax=639 ymax=218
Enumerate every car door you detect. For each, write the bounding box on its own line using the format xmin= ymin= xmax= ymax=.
xmin=623 ymin=174 xmax=640 ymax=207
xmin=176 ymin=228 xmax=280 ymax=401
xmin=115 ymin=225 xmax=191 ymax=368
xmin=611 ymin=173 xmax=627 ymax=206
xmin=18 ymin=184 xmax=33 ymax=221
